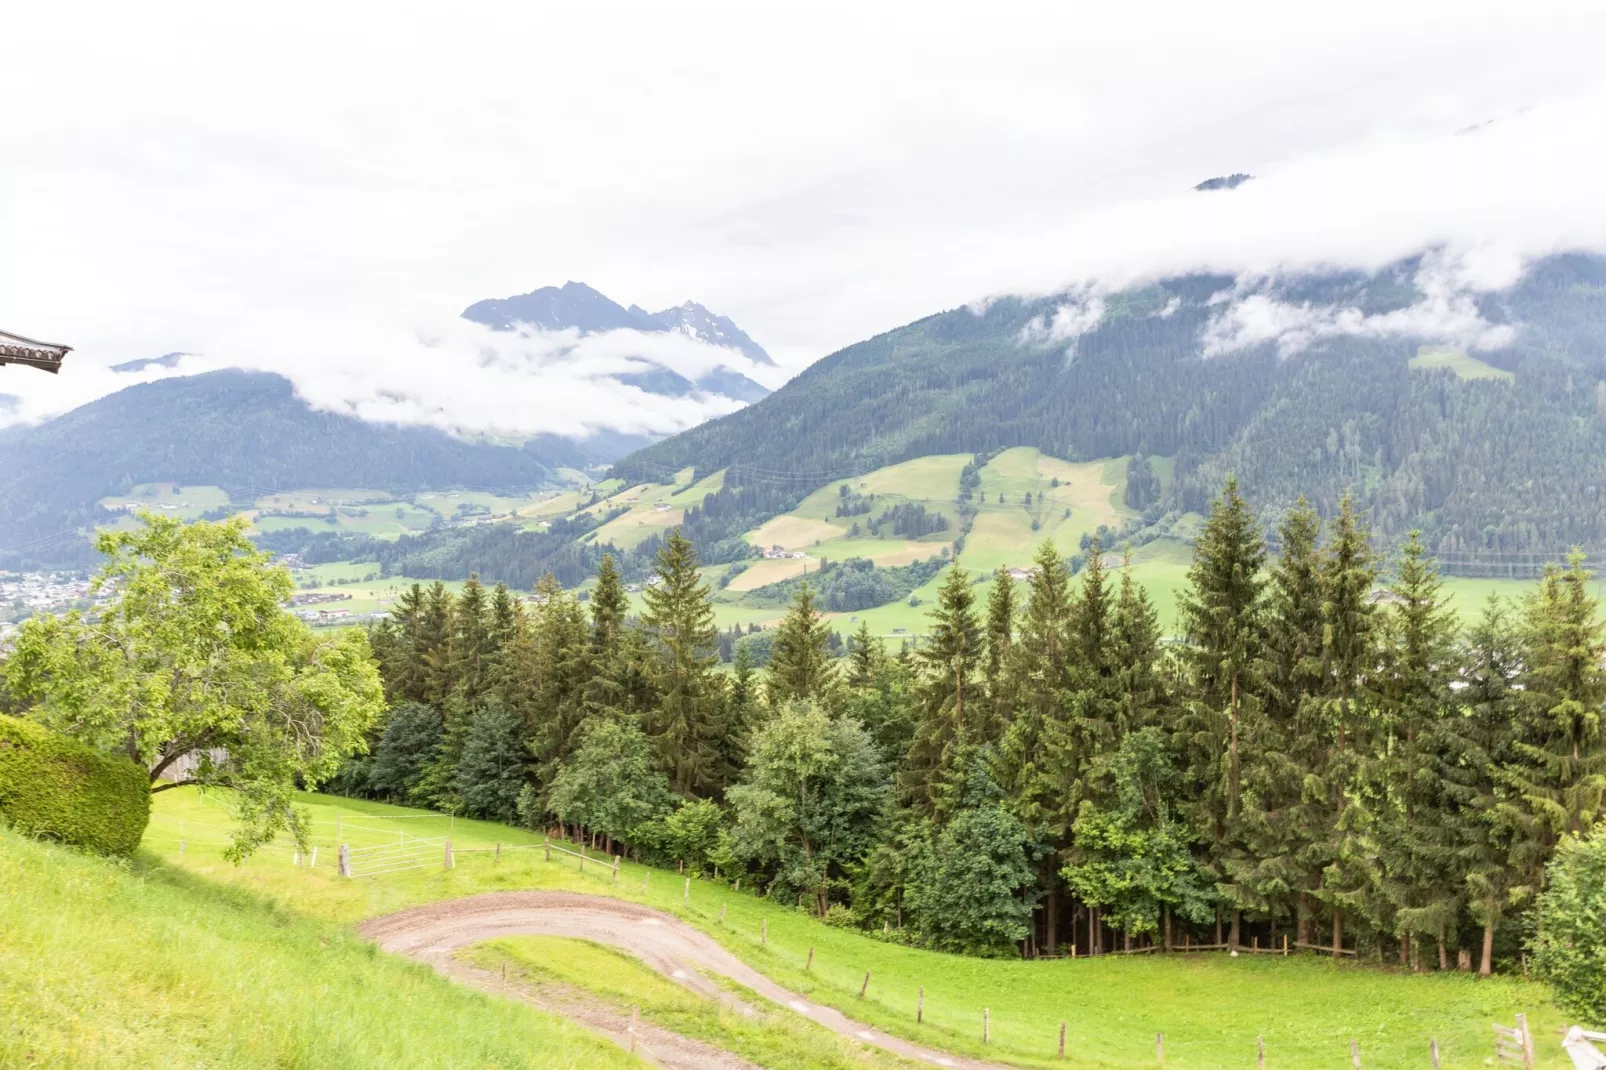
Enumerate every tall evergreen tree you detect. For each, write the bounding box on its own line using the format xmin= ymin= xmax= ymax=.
xmin=998 ymin=540 xmax=1078 ymax=951
xmin=768 ymin=583 xmax=835 ymax=705
xmin=418 ymin=580 xmax=454 ymax=708
xmin=1445 ymin=598 xmax=1525 ymax=975
xmin=1375 ymin=532 xmax=1461 ymax=968
xmin=642 ymin=529 xmax=722 ymax=797
xmin=982 ymin=570 xmax=1018 ymax=745
xmin=1509 ymin=551 xmax=1606 ymax=850
xmin=1312 ymin=494 xmax=1380 ymax=953
xmin=1237 ymin=498 xmax=1325 ymax=941
xmin=904 ymin=563 xmax=983 ymax=818
xmin=1178 ymin=475 xmax=1266 ymax=945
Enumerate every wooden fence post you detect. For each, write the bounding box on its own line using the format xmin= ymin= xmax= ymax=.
xmin=1350 ymin=1038 xmax=1362 ymax=1068
xmin=612 ymin=856 xmax=620 ymax=884
xmin=806 ymin=946 xmax=813 ymax=970
xmin=1430 ymin=1037 xmax=1440 ymax=1070
xmin=179 ymin=837 xmax=186 ymax=859
xmin=1058 ymin=1021 xmax=1066 ymax=1059
xmin=984 ymin=1008 xmax=990 ymax=1045
xmin=494 ymin=841 xmax=500 ymax=863
xmin=444 ymin=839 xmax=454 ymax=870
xmin=859 ymin=970 xmax=871 ymax=998
xmin=310 ymin=846 xmax=318 ymax=869
xmin=684 ymin=877 xmax=690 ymax=903
xmin=579 ymin=843 xmax=585 ymax=872
xmin=543 ymin=837 xmax=551 ymax=862
xmin=1517 ymin=1013 xmax=1534 ymax=1068
xmin=338 ymin=843 xmax=350 ymax=878
xmin=1156 ymin=1031 xmax=1164 ymax=1066
xmin=294 ymin=849 xmax=301 ymax=867
xmin=719 ymin=904 xmax=726 ymax=924
xmin=917 ymin=986 xmax=923 ymax=1024
xmin=1257 ymin=1035 xmax=1265 ymax=1069
xmin=761 ymin=919 xmax=767 ymax=946
xmin=629 ymin=1006 xmax=638 ymax=1053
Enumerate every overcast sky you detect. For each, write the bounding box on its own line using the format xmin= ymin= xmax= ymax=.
xmin=6 ymin=1 xmax=1606 ymax=435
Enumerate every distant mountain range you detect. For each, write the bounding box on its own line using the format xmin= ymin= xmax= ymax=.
xmin=461 ymin=281 xmax=773 ymax=403
xmin=0 ymin=283 xmax=775 ymax=566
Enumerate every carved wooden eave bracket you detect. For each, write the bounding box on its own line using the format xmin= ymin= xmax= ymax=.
xmin=0 ymin=330 xmax=72 ymax=373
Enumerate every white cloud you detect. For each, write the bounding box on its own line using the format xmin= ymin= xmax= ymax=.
xmin=1199 ymin=251 xmax=1519 ymax=358
xmin=2 ymin=0 xmax=1605 ymax=435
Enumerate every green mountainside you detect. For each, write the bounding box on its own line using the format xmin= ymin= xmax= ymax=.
xmin=617 ymin=253 xmax=1606 ymax=564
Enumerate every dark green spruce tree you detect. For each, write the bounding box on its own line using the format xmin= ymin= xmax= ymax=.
xmin=642 ymin=529 xmax=723 ymax=797
xmin=1178 ymin=475 xmax=1266 ymax=947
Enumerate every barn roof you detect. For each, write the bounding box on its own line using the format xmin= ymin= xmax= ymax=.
xmin=0 ymin=330 xmax=72 ymax=373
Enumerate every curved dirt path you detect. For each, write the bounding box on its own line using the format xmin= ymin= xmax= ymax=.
xmin=360 ymin=891 xmax=1010 ymax=1070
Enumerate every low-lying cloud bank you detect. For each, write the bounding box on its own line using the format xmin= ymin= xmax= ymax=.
xmin=8 ymin=85 xmax=1606 ymax=438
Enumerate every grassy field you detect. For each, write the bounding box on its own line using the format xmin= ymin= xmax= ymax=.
xmin=0 ymin=826 xmax=639 ymax=1069
xmin=464 ymin=937 xmax=913 ymax=1070
xmin=97 ymin=482 xmax=232 ymax=521
xmin=1410 ymin=344 xmax=1516 ymax=382
xmin=139 ymin=790 xmax=1571 ymax=1069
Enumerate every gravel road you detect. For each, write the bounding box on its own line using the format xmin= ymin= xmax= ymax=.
xmin=358 ymin=891 xmax=1010 ymax=1070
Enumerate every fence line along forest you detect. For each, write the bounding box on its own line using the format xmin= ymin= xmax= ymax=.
xmin=333 ymin=475 xmax=1603 ymax=1001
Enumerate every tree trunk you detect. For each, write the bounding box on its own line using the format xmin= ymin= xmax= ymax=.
xmin=1298 ymin=891 xmax=1312 ymax=945
xmin=1046 ymin=888 xmax=1058 ymax=955
xmin=1215 ymin=910 xmax=1223 ymax=946
xmin=1124 ymin=929 xmax=1132 ymax=953
xmin=1438 ymin=929 xmax=1448 ymax=972
xmin=1332 ymin=910 xmax=1343 ymax=958
xmin=1480 ymin=916 xmax=1496 ymax=977
xmin=1229 ymin=910 xmax=1241 ymax=949
xmin=1163 ymin=905 xmax=1173 ymax=952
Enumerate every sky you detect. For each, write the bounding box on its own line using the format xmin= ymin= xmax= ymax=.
xmin=5 ymin=0 xmax=1606 ymax=437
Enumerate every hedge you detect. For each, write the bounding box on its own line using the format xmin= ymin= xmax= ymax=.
xmin=0 ymin=714 xmax=150 ymax=855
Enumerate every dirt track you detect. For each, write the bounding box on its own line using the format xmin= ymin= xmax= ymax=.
xmin=359 ymin=891 xmax=1010 ymax=1070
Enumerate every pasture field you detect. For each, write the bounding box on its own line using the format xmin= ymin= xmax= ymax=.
xmin=98 ymin=482 xmax=231 ymax=521
xmin=137 ymin=790 xmax=1571 ymax=1069
xmin=0 ymin=826 xmax=638 ymax=1069
xmin=1410 ymin=344 xmax=1516 ymax=382
xmin=464 ymin=937 xmax=912 ymax=1070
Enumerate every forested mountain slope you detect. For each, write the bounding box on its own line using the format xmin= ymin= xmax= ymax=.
xmin=0 ymin=371 xmax=587 ymax=569
xmin=617 ymin=253 xmax=1606 ymax=561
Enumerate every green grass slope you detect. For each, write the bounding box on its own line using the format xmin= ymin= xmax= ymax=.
xmin=464 ymin=937 xmax=914 ymax=1070
xmin=141 ymin=791 xmax=1571 ymax=1069
xmin=0 ymin=826 xmax=640 ymax=1069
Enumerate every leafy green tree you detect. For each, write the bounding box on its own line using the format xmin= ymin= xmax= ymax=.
xmin=1530 ymin=821 xmax=1606 ymax=1021
xmin=905 ymin=747 xmax=1036 ymax=955
xmin=728 ymin=701 xmax=890 ymax=914
xmin=367 ymin=702 xmax=444 ymax=804
xmin=650 ymin=798 xmax=734 ymax=876
xmin=454 ymin=704 xmax=528 ymax=823
xmin=904 ymin=563 xmax=984 ymax=817
xmin=642 ymin=530 xmax=723 ymax=796
xmin=543 ymin=716 xmax=673 ymax=852
xmin=767 ymin=583 xmax=835 ymax=705
xmin=1061 ymin=727 xmax=1215 ymax=945
xmin=4 ymin=514 xmax=383 ymax=858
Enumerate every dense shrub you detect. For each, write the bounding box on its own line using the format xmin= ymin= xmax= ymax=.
xmin=1532 ymin=823 xmax=1606 ymax=1023
xmin=0 ymin=714 xmax=150 ymax=854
